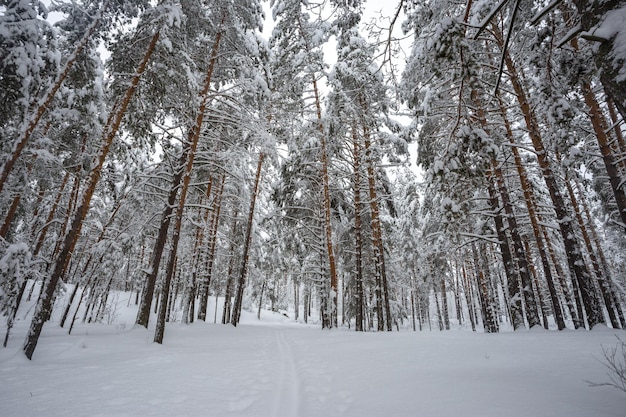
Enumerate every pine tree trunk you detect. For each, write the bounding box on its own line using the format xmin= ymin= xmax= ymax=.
xmin=222 ymin=208 xmax=239 ymax=324
xmin=580 ymin=79 xmax=626 ymax=229
xmin=440 ymin=277 xmax=450 ymax=330
xmin=187 ymin=184 xmax=208 ymax=318
xmin=137 ymin=22 xmax=224 ymax=328
xmin=410 ymin=281 xmax=417 ymax=331
xmin=257 ymin=279 xmax=266 ymax=320
xmin=576 ymin=178 xmax=626 ymax=328
xmin=296 ymin=14 xmax=339 ymax=327
xmin=293 ymin=277 xmax=299 ymax=322
xmin=68 ymin=280 xmax=91 ymax=335
xmin=182 ymin=191 xmax=208 ymax=325
xmin=181 ymin=273 xmax=194 ymax=325
xmin=351 ymin=128 xmax=365 ymax=331
xmin=59 ymin=283 xmax=80 ymax=328
xmin=454 ymin=263 xmax=463 ymax=325
xmin=494 ymin=30 xmax=601 ymax=328
xmin=198 ymin=174 xmax=225 ymax=321
xmin=0 ymin=151 xmax=37 ymax=238
xmin=154 ymin=238 xmax=179 ymax=343
xmin=362 ymin=121 xmax=392 ymax=331
xmin=434 ymin=285 xmax=444 ymax=331
xmin=231 ymin=154 xmax=265 ymax=326
xmin=605 ymin=94 xmax=626 ymax=173
xmin=572 ymin=0 xmax=626 ymax=121
xmin=462 ymin=261 xmax=477 ymax=332
xmin=486 ymin=176 xmax=523 ymax=329
xmin=3 ymin=280 xmax=27 ymax=347
xmin=23 ymin=30 xmax=160 ymax=359
xmin=317 ymin=99 xmax=338 ymax=328
xmin=563 ymin=174 xmax=621 ymax=328
xmin=472 ymin=244 xmax=499 ymax=333
xmin=0 ymin=2 xmax=108 ymax=195
xmin=32 ymin=171 xmax=70 ymax=256
xmin=492 ymin=89 xmax=568 ymax=330
xmin=472 ymin=90 xmax=542 ymax=329
xmin=47 ymin=171 xmax=82 ymax=266
xmin=526 ymin=247 xmax=549 ymax=329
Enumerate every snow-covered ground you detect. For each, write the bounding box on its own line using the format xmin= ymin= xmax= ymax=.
xmin=1 ymin=289 xmax=625 ymax=417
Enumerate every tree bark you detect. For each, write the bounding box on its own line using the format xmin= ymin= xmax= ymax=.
xmin=572 ymin=0 xmax=626 ymax=121
xmin=32 ymin=171 xmax=70 ymax=256
xmin=494 ymin=27 xmax=602 ymax=328
xmin=23 ymin=30 xmax=160 ymax=359
xmin=222 ymin=208 xmax=239 ymax=324
xmin=0 ymin=2 xmax=109 ymax=195
xmin=563 ymin=173 xmax=620 ymax=328
xmin=362 ymin=120 xmax=392 ymax=331
xmin=472 ymin=90 xmax=539 ymax=329
xmin=486 ymin=175 xmax=524 ymax=329
xmin=198 ymin=174 xmax=225 ymax=321
xmin=579 ymin=77 xmax=626 ymax=230
xmin=493 ymin=76 xmax=567 ymax=331
xmin=471 ymin=243 xmax=499 ymax=333
xmin=351 ymin=127 xmax=365 ymax=331
xmin=137 ymin=20 xmax=224 ymax=328
xmin=296 ymin=14 xmax=338 ymax=327
xmin=231 ymin=153 xmax=265 ymax=326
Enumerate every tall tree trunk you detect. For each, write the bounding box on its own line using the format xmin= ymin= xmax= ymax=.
xmin=571 ymin=45 xmax=626 ymax=229
xmin=137 ymin=20 xmax=224 ymax=328
xmin=49 ymin=169 xmax=82 ymax=266
xmin=494 ymin=27 xmax=602 ymax=328
xmin=462 ymin=261 xmax=477 ymax=332
xmin=572 ymin=0 xmax=626 ymax=121
xmin=351 ymin=127 xmax=365 ymax=331
xmin=440 ymin=277 xmax=450 ymax=330
xmin=23 ymin=30 xmax=160 ymax=359
xmin=472 ymin=243 xmax=499 ymax=333
xmin=410 ymin=277 xmax=417 ymax=331
xmin=526 ymin=245 xmax=549 ymax=329
xmin=486 ymin=175 xmax=523 ymax=329
xmin=0 ymin=153 xmax=38 ymax=239
xmin=434 ymin=284 xmax=444 ymax=331
xmin=362 ymin=120 xmax=392 ymax=331
xmin=187 ymin=184 xmax=208 ymax=317
xmin=294 ymin=277 xmax=300 ymax=322
xmin=493 ymin=78 xmax=566 ymax=331
xmin=257 ymin=278 xmax=266 ymax=320
xmin=563 ymin=173 xmax=621 ymax=328
xmin=32 ymin=171 xmax=70 ymax=256
xmin=154 ymin=18 xmax=227 ymax=338
xmin=198 ymin=174 xmax=225 ymax=321
xmin=154 ymin=205 xmax=182 ymax=324
xmin=296 ymin=15 xmax=338 ymax=327
xmin=181 ymin=191 xmax=208 ymax=324
xmin=576 ymin=178 xmax=626 ymax=328
xmin=317 ymin=90 xmax=338 ymax=328
xmin=231 ymin=153 xmax=265 ymax=326
xmin=0 ymin=2 xmax=109 ymax=195
xmin=605 ymin=94 xmax=626 ymax=173
xmin=472 ymin=90 xmax=535 ymax=329
xmin=222 ymin=208 xmax=239 ymax=325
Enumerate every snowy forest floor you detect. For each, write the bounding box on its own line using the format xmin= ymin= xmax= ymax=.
xmin=1 ymin=289 xmax=626 ymax=417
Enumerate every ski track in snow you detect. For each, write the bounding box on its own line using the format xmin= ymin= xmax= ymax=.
xmin=2 ymin=292 xmax=626 ymax=417
xmin=272 ymin=329 xmax=300 ymax=417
